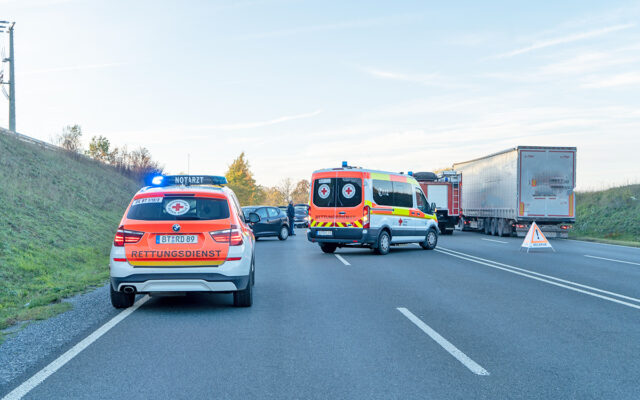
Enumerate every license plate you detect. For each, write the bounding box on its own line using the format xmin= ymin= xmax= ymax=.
xmin=156 ymin=235 xmax=198 ymax=244
xmin=316 ymin=230 xmax=333 ymax=236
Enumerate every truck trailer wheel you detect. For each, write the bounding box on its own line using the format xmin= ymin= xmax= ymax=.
xmin=498 ymin=219 xmax=511 ymax=237
xmin=483 ymin=219 xmax=491 ymax=235
xmin=490 ymin=218 xmax=498 ymax=236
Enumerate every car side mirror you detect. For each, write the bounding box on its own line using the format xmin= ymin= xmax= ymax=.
xmin=248 ymin=212 xmax=260 ymax=223
xmin=430 ymin=203 xmax=436 ymax=213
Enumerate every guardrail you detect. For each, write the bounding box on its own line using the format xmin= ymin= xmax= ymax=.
xmin=0 ymin=126 xmax=62 ymax=152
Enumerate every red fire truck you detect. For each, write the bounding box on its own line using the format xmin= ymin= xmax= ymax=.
xmin=413 ymin=171 xmax=461 ymax=235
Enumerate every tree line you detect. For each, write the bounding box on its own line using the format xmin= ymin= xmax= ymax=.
xmin=53 ymin=125 xmax=163 ymax=181
xmin=225 ymin=152 xmax=309 ymax=206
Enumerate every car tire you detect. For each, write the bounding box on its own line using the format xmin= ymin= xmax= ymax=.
xmin=233 ymin=272 xmax=253 ymax=307
xmin=420 ymin=228 xmax=438 ymax=250
xmin=320 ymin=243 xmax=337 ymax=254
xmin=110 ymin=284 xmax=135 ymax=309
xmin=374 ymin=230 xmax=391 ymax=255
xmin=278 ymin=225 xmax=289 ymax=240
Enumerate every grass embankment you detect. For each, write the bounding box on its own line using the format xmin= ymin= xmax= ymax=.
xmin=571 ymin=184 xmax=640 ymax=246
xmin=0 ymin=131 xmax=139 ymax=338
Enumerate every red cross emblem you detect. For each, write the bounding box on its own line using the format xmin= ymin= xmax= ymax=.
xmin=172 ymin=203 xmax=184 ymax=212
xmin=321 ymin=187 xmax=328 ymax=195
xmin=345 ymin=186 xmax=353 ymax=195
xmin=398 ymin=218 xmax=403 ymax=225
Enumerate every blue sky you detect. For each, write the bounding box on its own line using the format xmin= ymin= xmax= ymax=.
xmin=1 ymin=0 xmax=639 ymax=190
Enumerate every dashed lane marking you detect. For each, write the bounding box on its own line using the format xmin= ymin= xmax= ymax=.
xmin=584 ymin=254 xmax=640 ymax=266
xmin=334 ymin=254 xmax=350 ymax=266
xmin=397 ymin=307 xmax=490 ymax=376
xmin=481 ymin=238 xmax=508 ymax=244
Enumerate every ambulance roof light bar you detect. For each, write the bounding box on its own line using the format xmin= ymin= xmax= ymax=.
xmin=149 ymin=175 xmax=228 ymax=187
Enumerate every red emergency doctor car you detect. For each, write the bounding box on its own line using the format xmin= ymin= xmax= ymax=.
xmin=109 ymin=175 xmax=258 ymax=308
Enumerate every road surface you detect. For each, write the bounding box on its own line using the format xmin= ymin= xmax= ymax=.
xmin=2 ymin=232 xmax=639 ymax=399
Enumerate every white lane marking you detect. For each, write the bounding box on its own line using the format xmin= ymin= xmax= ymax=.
xmin=481 ymin=238 xmax=508 ymax=244
xmin=334 ymin=254 xmax=350 ymax=266
xmin=397 ymin=307 xmax=490 ymax=376
xmin=3 ymin=296 xmax=150 ymax=400
xmin=440 ymin=247 xmax=640 ymax=303
xmin=584 ymin=254 xmax=640 ymax=266
xmin=436 ymin=248 xmax=640 ymax=310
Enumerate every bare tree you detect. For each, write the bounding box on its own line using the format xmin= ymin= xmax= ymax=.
xmin=54 ymin=125 xmax=83 ymax=153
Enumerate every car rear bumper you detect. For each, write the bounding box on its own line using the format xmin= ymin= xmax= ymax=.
xmin=307 ymin=227 xmax=378 ymax=245
xmin=111 ymin=273 xmax=249 ymax=293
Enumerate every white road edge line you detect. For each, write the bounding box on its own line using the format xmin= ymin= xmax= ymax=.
xmin=481 ymin=238 xmax=508 ymax=244
xmin=585 ymin=254 xmax=640 ymax=266
xmin=397 ymin=307 xmax=489 ymax=376
xmin=436 ymin=248 xmax=640 ymax=310
xmin=439 ymin=246 xmax=640 ymax=304
xmin=3 ymin=295 xmax=150 ymax=400
xmin=334 ymin=254 xmax=350 ymax=266
xmin=571 ymin=239 xmax=640 ymax=250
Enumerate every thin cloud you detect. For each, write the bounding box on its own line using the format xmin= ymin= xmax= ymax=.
xmin=364 ymin=67 xmax=468 ymax=88
xmin=240 ymin=14 xmax=421 ymax=39
xmin=582 ymin=72 xmax=640 ymax=88
xmin=193 ymin=109 xmax=323 ymax=131
xmin=23 ymin=62 xmax=126 ymax=75
xmin=497 ymin=23 xmax=636 ymax=58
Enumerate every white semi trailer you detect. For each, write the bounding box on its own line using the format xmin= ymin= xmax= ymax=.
xmin=454 ymin=146 xmax=576 ymax=238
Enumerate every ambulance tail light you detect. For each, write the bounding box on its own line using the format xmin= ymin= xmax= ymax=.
xmin=362 ymin=205 xmax=370 ymax=229
xmin=114 ymin=226 xmax=143 ymax=246
xmin=210 ymin=225 xmax=243 ymax=246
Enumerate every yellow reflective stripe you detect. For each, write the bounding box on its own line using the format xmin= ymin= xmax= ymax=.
xmin=392 ymin=208 xmax=412 ymax=216
xmin=129 ymin=260 xmax=225 ymax=267
xmin=370 ymin=172 xmax=390 ymax=180
xmin=353 ymin=220 xmax=362 ymax=228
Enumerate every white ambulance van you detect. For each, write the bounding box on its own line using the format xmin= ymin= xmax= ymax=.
xmin=307 ymin=163 xmax=439 ymax=255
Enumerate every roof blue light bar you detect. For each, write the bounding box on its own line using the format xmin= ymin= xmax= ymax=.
xmin=342 ymin=161 xmax=348 ymax=167
xmin=150 ymin=175 xmax=227 ymax=186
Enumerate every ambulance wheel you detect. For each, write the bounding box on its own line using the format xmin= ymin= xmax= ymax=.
xmin=110 ymin=284 xmax=134 ymax=309
xmin=374 ymin=231 xmax=391 ymax=255
xmin=320 ymin=243 xmax=337 ymax=254
xmin=420 ymin=228 xmax=438 ymax=250
xmin=278 ymin=225 xmax=289 ymax=240
xmin=234 ymin=272 xmax=253 ymax=307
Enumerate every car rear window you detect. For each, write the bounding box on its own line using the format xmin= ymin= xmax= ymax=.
xmin=127 ymin=196 xmax=230 ymax=221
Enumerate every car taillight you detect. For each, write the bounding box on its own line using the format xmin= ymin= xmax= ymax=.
xmin=114 ymin=226 xmax=143 ymax=246
xmin=210 ymin=225 xmax=243 ymax=246
xmin=363 ymin=205 xmax=370 ymax=229
xmin=561 ymin=225 xmax=571 ymax=230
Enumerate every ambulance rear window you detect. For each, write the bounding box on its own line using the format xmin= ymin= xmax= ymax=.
xmin=313 ymin=178 xmax=335 ymax=208
xmin=127 ymin=197 xmax=230 ymax=221
xmin=337 ymin=178 xmax=362 ymax=208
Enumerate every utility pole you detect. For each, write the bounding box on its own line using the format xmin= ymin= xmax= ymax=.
xmin=1 ymin=20 xmax=15 ymax=132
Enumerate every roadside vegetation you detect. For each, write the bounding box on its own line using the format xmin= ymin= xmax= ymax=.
xmin=0 ymin=128 xmax=157 ymax=339
xmin=571 ymin=184 xmax=640 ymax=246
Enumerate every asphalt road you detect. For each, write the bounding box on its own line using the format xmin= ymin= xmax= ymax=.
xmin=3 ymin=231 xmax=640 ymax=399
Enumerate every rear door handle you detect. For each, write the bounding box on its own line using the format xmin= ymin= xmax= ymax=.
xmin=339 ymin=212 xmax=346 ymax=215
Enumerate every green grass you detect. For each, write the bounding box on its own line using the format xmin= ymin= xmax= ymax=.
xmin=570 ymin=184 xmax=640 ymax=246
xmin=0 ymin=132 xmax=140 ymax=338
